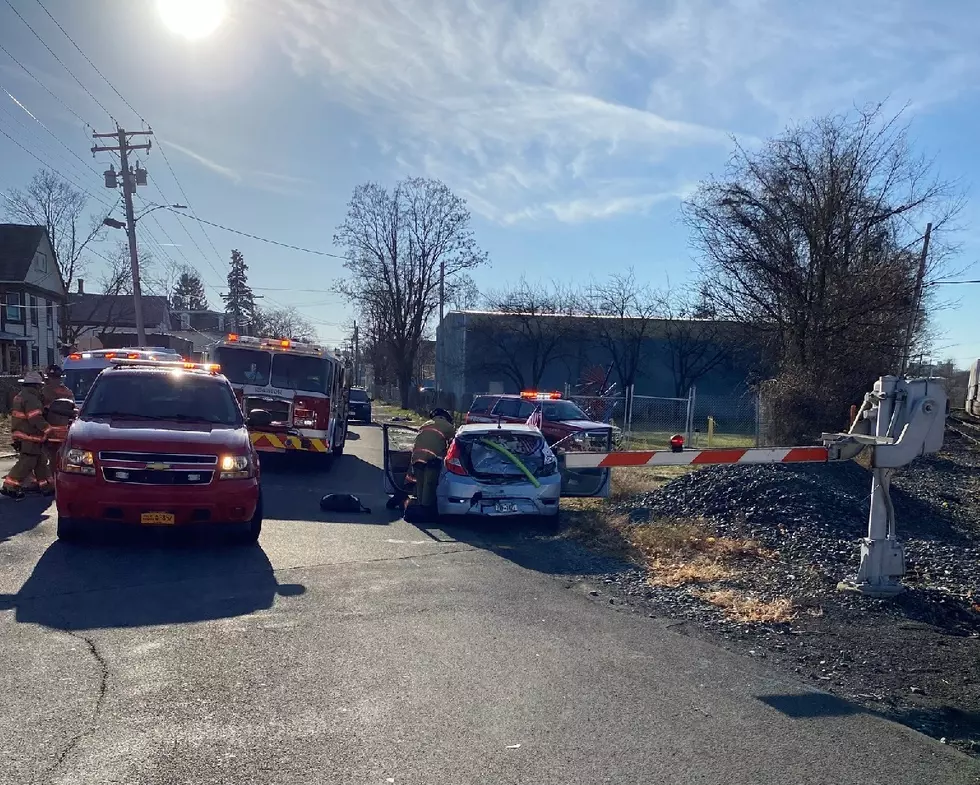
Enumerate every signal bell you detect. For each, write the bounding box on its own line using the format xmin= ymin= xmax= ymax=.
xmin=669 ymin=434 xmax=685 ymax=453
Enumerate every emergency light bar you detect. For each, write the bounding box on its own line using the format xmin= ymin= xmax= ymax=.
xmin=108 ymin=358 xmax=222 ymax=374
xmin=68 ymin=350 xmax=166 ymax=362
xmin=223 ymin=333 xmax=326 ymax=355
xmin=520 ymin=390 xmax=562 ymax=400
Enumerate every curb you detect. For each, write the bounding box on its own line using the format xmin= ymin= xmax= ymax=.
xmin=0 ymin=453 xmax=16 ymax=460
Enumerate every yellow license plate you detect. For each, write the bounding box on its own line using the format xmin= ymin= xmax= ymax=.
xmin=140 ymin=512 xmax=175 ymax=525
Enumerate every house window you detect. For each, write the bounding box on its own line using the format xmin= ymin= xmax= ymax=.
xmin=47 ymin=347 xmax=55 ymax=367
xmin=35 ymin=252 xmax=47 ymax=273
xmin=31 ymin=345 xmax=39 ymax=369
xmin=46 ymin=300 xmax=52 ymax=329
xmin=30 ymin=295 xmax=38 ymax=325
xmin=4 ymin=292 xmax=23 ymax=323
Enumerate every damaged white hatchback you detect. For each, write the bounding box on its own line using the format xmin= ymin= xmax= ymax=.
xmin=436 ymin=423 xmax=562 ymax=519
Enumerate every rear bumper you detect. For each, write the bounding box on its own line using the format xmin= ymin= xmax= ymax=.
xmin=436 ymin=473 xmax=561 ymax=517
xmin=55 ymin=473 xmax=260 ymax=525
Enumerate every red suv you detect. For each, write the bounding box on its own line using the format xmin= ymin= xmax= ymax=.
xmin=55 ymin=360 xmax=262 ymax=543
xmin=464 ymin=392 xmax=617 ymax=450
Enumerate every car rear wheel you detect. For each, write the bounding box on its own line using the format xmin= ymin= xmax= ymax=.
xmin=57 ymin=516 xmax=85 ymax=543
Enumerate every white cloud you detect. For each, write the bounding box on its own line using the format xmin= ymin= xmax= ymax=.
xmin=272 ymin=0 xmax=980 ymax=224
xmin=161 ymin=139 xmax=313 ymax=195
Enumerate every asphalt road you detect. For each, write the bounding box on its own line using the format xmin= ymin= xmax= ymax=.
xmin=0 ymin=425 xmax=977 ymax=785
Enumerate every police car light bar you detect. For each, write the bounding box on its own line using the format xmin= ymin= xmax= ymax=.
xmin=520 ymin=390 xmax=562 ymax=400
xmin=108 ymin=358 xmax=222 ymax=374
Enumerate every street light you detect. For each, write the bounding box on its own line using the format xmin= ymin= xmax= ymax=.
xmin=103 ymin=203 xmax=187 ymax=230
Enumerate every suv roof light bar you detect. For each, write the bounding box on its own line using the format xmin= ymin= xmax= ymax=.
xmin=108 ymin=358 xmax=222 ymax=374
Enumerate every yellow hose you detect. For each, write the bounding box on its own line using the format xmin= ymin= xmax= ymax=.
xmin=479 ymin=439 xmax=541 ymax=488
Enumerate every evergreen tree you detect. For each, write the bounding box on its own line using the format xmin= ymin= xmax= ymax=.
xmin=222 ymin=249 xmax=257 ymax=334
xmin=171 ymin=269 xmax=209 ymax=311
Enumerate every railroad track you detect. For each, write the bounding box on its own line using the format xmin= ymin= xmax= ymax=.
xmin=947 ymin=411 xmax=980 ymax=445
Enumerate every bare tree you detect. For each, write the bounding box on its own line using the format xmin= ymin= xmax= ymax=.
xmin=254 ymin=306 xmax=316 ymax=341
xmin=3 ymin=169 xmax=103 ymax=296
xmin=468 ymin=278 xmax=578 ymax=390
xmin=582 ymin=268 xmax=662 ymax=391
xmin=63 ymin=242 xmax=135 ymax=349
xmin=334 ymin=178 xmax=489 ymax=408
xmin=684 ymin=104 xmax=963 ymax=440
xmin=659 ymin=290 xmax=736 ymax=396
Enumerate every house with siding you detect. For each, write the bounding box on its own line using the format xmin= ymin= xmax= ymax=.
xmin=0 ymin=224 xmax=66 ymax=375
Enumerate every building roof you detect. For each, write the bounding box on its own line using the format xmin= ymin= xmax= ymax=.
xmin=169 ymin=329 xmax=224 ymax=354
xmin=66 ymin=293 xmax=171 ymax=328
xmin=0 ymin=224 xmax=46 ymax=281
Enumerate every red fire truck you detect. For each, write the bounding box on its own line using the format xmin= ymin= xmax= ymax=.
xmin=206 ymin=334 xmax=351 ymax=459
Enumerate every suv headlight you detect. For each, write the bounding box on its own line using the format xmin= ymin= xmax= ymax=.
xmin=64 ymin=448 xmax=96 ymax=475
xmin=219 ymin=454 xmax=253 ymax=480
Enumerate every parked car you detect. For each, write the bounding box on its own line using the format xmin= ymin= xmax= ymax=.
xmin=54 ymin=358 xmax=262 ymax=544
xmin=382 ymin=420 xmax=611 ymax=523
xmin=348 ymin=387 xmax=372 ymax=422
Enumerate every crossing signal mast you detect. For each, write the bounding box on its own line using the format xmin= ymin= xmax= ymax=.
xmin=92 ymin=127 xmax=153 ymax=347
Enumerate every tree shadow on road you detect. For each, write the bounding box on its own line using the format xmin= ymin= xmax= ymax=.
xmin=0 ymin=496 xmax=53 ymax=545
xmin=409 ymin=516 xmax=631 ymax=578
xmin=0 ymin=536 xmax=306 ymax=630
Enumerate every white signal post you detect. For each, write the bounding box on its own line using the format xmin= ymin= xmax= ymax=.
xmin=564 ymin=375 xmax=948 ymax=598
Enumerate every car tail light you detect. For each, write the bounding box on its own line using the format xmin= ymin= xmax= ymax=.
xmin=445 ymin=440 xmax=467 ymax=476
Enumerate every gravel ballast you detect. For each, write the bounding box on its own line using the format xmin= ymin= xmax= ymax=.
xmin=573 ymin=427 xmax=980 ymax=754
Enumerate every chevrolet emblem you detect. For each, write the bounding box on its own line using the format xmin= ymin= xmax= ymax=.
xmin=145 ymin=462 xmax=170 ymax=470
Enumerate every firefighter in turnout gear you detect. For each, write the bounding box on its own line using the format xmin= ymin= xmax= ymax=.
xmin=2 ymin=371 xmax=54 ymax=499
xmin=41 ymin=365 xmax=74 ymax=474
xmin=407 ymin=408 xmax=456 ymax=520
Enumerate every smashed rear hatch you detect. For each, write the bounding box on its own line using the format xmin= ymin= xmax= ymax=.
xmin=456 ymin=430 xmax=555 ymax=483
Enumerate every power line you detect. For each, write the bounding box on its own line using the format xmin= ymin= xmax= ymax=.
xmin=164 ymin=208 xmax=347 ymax=258
xmin=0 ymin=42 xmax=90 ymax=127
xmin=0 ymin=84 xmax=102 ymax=180
xmin=0 ymin=121 xmax=111 ymax=207
xmin=32 ymin=0 xmax=145 ymax=124
xmin=3 ymin=0 xmax=116 ymax=122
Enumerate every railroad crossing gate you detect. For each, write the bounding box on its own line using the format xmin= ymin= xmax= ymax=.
xmin=564 ymin=376 xmax=948 ymax=598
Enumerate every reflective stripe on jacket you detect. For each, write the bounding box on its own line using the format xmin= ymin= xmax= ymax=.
xmin=410 ymin=417 xmax=456 ymax=465
xmin=11 ymin=387 xmax=51 ymax=443
xmin=42 ymin=382 xmax=73 ymax=407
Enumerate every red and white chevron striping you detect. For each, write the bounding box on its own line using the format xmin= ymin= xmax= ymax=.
xmin=563 ymin=446 xmax=829 ymax=469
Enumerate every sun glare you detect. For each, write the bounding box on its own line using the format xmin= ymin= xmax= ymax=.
xmin=157 ymin=0 xmax=227 ymax=40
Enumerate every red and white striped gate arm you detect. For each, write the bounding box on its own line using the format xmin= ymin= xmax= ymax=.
xmin=564 ymin=446 xmax=829 ymax=469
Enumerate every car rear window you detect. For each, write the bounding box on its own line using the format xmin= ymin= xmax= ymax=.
xmin=82 ymin=372 xmax=242 ymax=426
xmin=455 ymin=430 xmax=553 ymax=478
xmin=349 ymin=389 xmax=369 ymax=402
xmin=468 ymin=395 xmax=497 ymax=414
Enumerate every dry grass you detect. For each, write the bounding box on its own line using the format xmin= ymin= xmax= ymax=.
xmin=610 ymin=466 xmax=690 ymax=500
xmin=699 ymin=589 xmax=797 ymax=624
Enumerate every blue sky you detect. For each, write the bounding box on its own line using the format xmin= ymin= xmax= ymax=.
xmin=1 ymin=0 xmax=979 ymax=363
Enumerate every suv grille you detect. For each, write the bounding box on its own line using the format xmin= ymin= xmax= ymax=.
xmin=103 ymin=468 xmax=214 ymax=485
xmin=98 ymin=451 xmax=218 ymax=464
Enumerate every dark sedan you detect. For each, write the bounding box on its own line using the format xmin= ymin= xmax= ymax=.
xmin=348 ymin=388 xmax=372 ymax=422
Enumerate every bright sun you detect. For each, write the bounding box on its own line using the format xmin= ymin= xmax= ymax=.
xmin=157 ymin=0 xmax=227 ymax=40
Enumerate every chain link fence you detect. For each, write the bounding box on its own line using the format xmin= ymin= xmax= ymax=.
xmin=689 ymin=391 xmax=761 ymax=448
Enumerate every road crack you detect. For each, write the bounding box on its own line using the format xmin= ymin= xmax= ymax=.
xmin=36 ymin=625 xmax=110 ymax=785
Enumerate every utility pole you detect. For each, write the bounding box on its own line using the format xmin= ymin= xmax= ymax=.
xmin=92 ymin=127 xmax=153 ymax=347
xmin=900 ymin=222 xmax=932 ymax=376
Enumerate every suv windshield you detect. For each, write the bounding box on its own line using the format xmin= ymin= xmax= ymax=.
xmin=212 ymin=346 xmax=272 ymax=386
xmin=82 ymin=372 xmax=243 ymax=426
xmin=541 ymin=400 xmax=590 ymax=421
xmin=64 ymin=368 xmax=102 ymax=401
xmin=349 ymin=388 xmax=369 ymax=402
xmin=272 ymin=354 xmax=331 ymax=393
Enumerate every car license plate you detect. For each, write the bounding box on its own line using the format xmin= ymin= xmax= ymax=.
xmin=140 ymin=512 xmax=175 ymax=525
xmin=494 ymin=502 xmax=520 ymax=514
